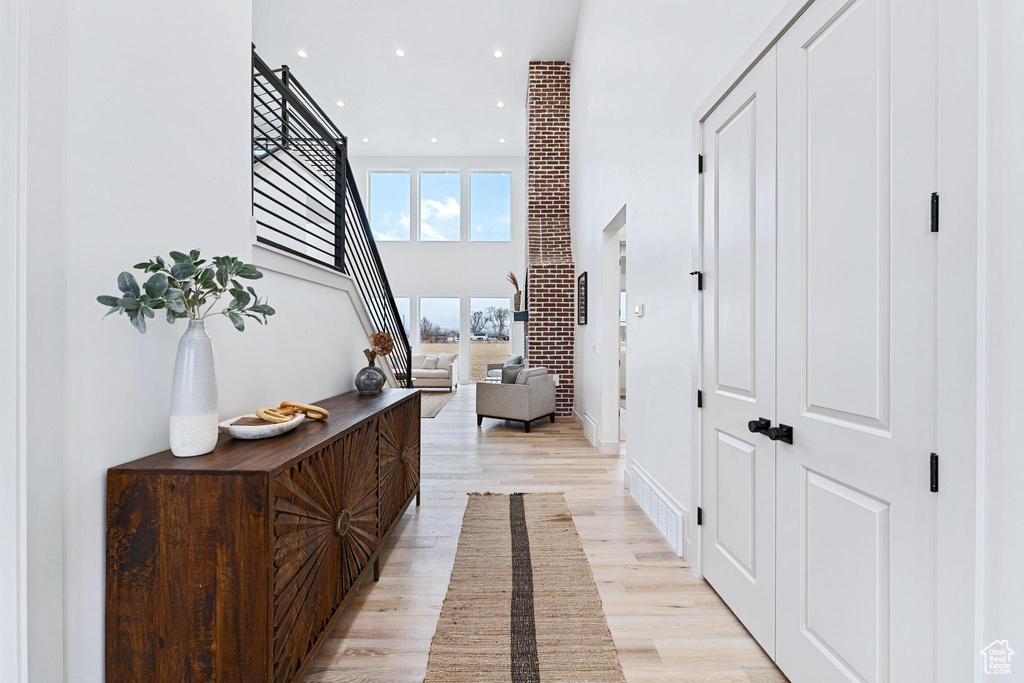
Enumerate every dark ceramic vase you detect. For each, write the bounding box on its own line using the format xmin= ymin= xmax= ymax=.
xmin=355 ymin=360 xmax=385 ymax=395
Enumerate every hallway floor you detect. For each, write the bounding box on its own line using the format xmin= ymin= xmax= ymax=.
xmin=304 ymin=384 xmax=784 ymax=682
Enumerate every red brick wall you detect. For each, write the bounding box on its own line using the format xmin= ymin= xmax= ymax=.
xmin=525 ymin=61 xmax=574 ymax=416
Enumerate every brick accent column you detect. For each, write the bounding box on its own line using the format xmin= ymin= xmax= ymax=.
xmin=525 ymin=61 xmax=574 ymax=416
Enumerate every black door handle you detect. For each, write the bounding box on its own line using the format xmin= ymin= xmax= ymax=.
xmin=766 ymin=424 xmax=793 ymax=444
xmin=747 ymin=417 xmax=771 ymax=434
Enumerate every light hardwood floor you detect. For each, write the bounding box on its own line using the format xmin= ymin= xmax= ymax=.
xmin=305 ymin=384 xmax=785 ymax=682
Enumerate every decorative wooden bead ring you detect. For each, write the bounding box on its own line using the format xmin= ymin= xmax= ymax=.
xmin=279 ymin=401 xmax=329 ymax=420
xmin=256 ymin=406 xmax=295 ymax=424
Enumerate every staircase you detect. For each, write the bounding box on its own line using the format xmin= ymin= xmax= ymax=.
xmin=251 ymin=46 xmax=412 ymax=387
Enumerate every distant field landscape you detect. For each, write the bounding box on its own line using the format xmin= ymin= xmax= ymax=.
xmin=419 ymin=341 xmax=510 ymax=382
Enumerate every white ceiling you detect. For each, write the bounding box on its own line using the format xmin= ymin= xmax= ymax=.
xmin=252 ymin=0 xmax=582 ymax=157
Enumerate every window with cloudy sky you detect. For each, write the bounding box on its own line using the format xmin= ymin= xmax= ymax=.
xmin=470 ymin=172 xmax=511 ymax=241
xmin=368 ymin=172 xmax=410 ymax=241
xmin=420 ymin=172 xmax=461 ymax=241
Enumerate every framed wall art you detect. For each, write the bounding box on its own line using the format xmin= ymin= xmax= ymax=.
xmin=577 ymin=272 xmax=588 ymax=325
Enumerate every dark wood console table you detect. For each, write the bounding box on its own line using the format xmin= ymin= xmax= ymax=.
xmin=105 ymin=388 xmax=421 ymax=682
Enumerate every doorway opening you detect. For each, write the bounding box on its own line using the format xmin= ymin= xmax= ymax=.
xmin=599 ymin=204 xmax=627 ymax=459
xmin=618 ymin=239 xmax=627 ymax=443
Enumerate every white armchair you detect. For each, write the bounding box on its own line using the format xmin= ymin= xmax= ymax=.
xmin=476 ymin=367 xmax=556 ymax=433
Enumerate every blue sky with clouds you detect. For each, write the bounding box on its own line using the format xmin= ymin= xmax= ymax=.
xmin=420 ymin=172 xmax=461 ymax=241
xmin=470 ymin=173 xmax=511 ymax=241
xmin=369 ymin=171 xmax=510 ymax=242
xmin=368 ymin=172 xmax=410 ymax=240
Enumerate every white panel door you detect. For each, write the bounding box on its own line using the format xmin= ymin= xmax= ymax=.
xmin=775 ymin=0 xmax=937 ymax=680
xmin=700 ymin=49 xmax=777 ymax=657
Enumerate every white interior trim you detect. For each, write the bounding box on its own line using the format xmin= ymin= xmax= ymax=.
xmin=689 ymin=0 xmax=819 ymax=584
xmin=600 ymin=205 xmax=627 ymax=452
xmin=690 ymin=0 xmax=983 ymax=676
xmin=18 ymin=0 xmax=67 ymax=678
xmin=251 ymin=239 xmax=400 ymax=388
xmin=0 ymin=0 xmax=28 ymax=677
xmin=694 ymin=0 xmax=814 ymax=124
xmin=934 ymin=1 xmax=982 ymax=678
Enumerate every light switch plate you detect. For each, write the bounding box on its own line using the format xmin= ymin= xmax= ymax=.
xmin=634 ymin=303 xmax=644 ymax=317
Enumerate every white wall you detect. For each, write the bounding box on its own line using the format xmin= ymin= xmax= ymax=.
xmin=349 ymin=155 xmax=527 ymax=381
xmin=55 ymin=1 xmax=379 ymax=679
xmin=569 ymin=0 xmax=788 ymax=558
xmin=0 ymin=0 xmax=23 ymax=674
xmin=3 ymin=0 xmax=69 ymax=679
xmin=979 ymin=0 xmax=1024 ymax=665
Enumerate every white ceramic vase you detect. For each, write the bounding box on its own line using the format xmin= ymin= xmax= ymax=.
xmin=169 ymin=319 xmax=219 ymax=457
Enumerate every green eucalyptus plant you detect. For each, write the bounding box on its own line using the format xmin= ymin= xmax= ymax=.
xmin=96 ymin=250 xmax=276 ymax=333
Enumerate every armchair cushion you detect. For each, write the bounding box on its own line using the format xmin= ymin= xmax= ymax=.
xmin=515 ymin=366 xmax=547 ymax=385
xmin=501 ymin=364 xmax=525 ymax=384
xmin=411 ymin=368 xmax=449 ymax=379
xmin=504 ymin=354 xmax=524 ymax=366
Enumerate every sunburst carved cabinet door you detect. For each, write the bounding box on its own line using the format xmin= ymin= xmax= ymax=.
xmin=271 ymin=419 xmax=379 ymax=683
xmin=378 ymin=395 xmax=421 ymax=536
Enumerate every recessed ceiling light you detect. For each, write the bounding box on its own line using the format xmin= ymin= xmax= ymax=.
xmin=498 ymin=138 xmax=506 ymax=144
xmin=494 ymin=50 xmax=503 ymax=58
xmin=395 ymin=49 xmax=405 ymax=57
xmin=335 ymin=101 xmax=344 ymax=107
xmin=296 ymin=49 xmax=308 ymax=58
xmin=430 ymin=137 xmax=438 ymax=143
xmin=362 ymin=137 xmax=369 ymax=143
xmin=496 ymin=101 xmax=504 ymax=108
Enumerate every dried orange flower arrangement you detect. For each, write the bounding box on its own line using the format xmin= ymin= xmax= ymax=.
xmin=364 ymin=331 xmax=395 ymax=364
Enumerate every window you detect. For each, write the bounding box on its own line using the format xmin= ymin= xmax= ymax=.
xmin=369 ymin=172 xmax=410 ymax=241
xmin=419 ymin=297 xmax=460 ymax=358
xmin=469 ymin=298 xmax=511 ymax=381
xmin=419 ymin=172 xmax=461 ymax=241
xmin=470 ymin=172 xmax=512 ymax=241
xmin=393 ymin=297 xmax=412 ymax=346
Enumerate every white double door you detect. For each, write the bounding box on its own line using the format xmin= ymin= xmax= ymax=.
xmin=700 ymin=0 xmax=937 ymax=680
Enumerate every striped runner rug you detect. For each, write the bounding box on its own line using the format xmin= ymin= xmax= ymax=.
xmin=426 ymin=493 xmax=625 ymax=682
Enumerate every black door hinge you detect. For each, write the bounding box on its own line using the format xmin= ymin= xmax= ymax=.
xmin=697 ymin=506 xmax=703 ymax=526
xmin=689 ymin=270 xmax=703 ymax=290
xmin=931 ymin=192 xmax=939 ymax=233
xmin=698 ymin=154 xmax=704 ymax=173
xmin=930 ymin=453 xmax=939 ymax=492
xmin=697 ymin=389 xmax=703 ymax=408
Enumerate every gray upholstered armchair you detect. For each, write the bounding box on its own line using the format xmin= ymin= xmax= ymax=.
xmin=476 ymin=367 xmax=556 ymax=433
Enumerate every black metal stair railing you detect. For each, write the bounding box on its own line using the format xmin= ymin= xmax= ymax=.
xmin=251 ymin=46 xmax=412 ymax=387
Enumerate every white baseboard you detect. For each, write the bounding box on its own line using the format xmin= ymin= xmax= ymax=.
xmin=628 ymin=461 xmax=687 ymax=558
xmin=581 ymin=411 xmax=599 ymax=447
xmin=575 ymin=409 xmax=620 ymax=454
